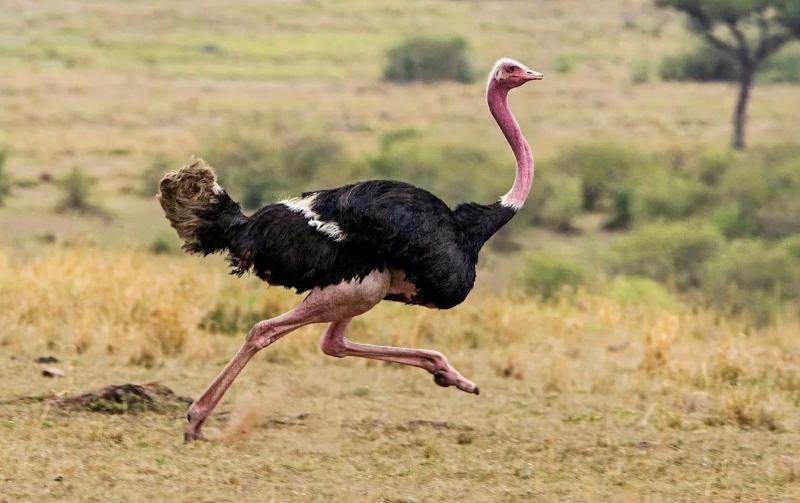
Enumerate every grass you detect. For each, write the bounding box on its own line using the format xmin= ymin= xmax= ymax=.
xmin=2 ymin=248 xmax=800 ymax=501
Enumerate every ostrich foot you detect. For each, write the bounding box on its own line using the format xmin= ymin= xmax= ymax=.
xmin=432 ymin=370 xmax=480 ymax=395
xmin=184 ymin=410 xmax=208 ymax=442
xmin=184 ymin=428 xmax=206 ymax=442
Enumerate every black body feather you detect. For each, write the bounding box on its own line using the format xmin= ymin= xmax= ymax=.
xmin=213 ymin=180 xmax=517 ymax=310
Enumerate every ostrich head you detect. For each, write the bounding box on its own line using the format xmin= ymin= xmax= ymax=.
xmin=489 ymin=58 xmax=543 ymax=90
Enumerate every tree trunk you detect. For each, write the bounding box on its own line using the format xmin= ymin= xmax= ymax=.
xmin=733 ymin=66 xmax=755 ymax=150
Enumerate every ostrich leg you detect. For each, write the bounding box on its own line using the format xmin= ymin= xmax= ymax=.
xmin=320 ymin=318 xmax=479 ymax=395
xmin=185 ymin=270 xmax=391 ymax=441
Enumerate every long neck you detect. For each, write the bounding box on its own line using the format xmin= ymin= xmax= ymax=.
xmin=487 ymin=80 xmax=533 ymax=211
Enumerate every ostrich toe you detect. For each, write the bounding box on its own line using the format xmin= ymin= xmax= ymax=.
xmin=432 ymin=371 xmax=479 ymax=395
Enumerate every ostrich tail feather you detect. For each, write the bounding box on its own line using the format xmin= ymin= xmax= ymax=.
xmin=157 ymin=157 xmax=244 ymax=256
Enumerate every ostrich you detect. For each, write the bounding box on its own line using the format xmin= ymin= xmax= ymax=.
xmin=158 ymin=58 xmax=542 ymax=441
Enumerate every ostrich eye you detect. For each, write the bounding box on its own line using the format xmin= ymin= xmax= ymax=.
xmin=507 ymin=65 xmax=517 ymax=72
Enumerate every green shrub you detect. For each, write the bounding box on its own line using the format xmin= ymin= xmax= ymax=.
xmin=140 ymin=153 xmax=173 ymax=197
xmin=703 ymin=239 xmax=800 ymax=325
xmin=384 ymin=36 xmax=475 ymax=84
xmin=660 ymin=43 xmax=738 ymax=82
xmin=606 ymin=221 xmax=724 ymax=290
xmin=527 ymin=173 xmax=583 ymax=232
xmin=710 ymin=202 xmax=757 ymax=238
xmin=714 ymin=155 xmax=800 ymax=239
xmin=692 ymin=148 xmax=733 ymax=186
xmin=550 ymin=143 xmax=646 ymax=211
xmin=200 ymin=286 xmax=266 ymax=335
xmin=0 ymin=149 xmax=10 ymax=206
xmin=759 ymin=44 xmax=800 ymax=84
xmin=630 ymin=60 xmax=651 ymax=84
xmin=368 ymin=140 xmax=504 ymax=206
xmin=603 ymin=185 xmax=635 ymax=230
xmin=200 ymin=283 xmax=285 ymax=335
xmin=205 ymin=134 xmax=349 ymax=209
xmin=540 ymin=175 xmax=583 ymax=232
xmin=660 ymin=42 xmax=800 ymax=84
xmin=516 ymin=252 xmax=589 ymax=301
xmin=601 ymin=276 xmax=679 ymax=308
xmin=58 ymin=166 xmax=95 ymax=211
xmin=782 ymin=236 xmax=800 ymax=259
xmin=635 ymin=171 xmax=711 ymax=221
xmin=149 ymin=232 xmax=180 ymax=255
xmin=282 ymin=136 xmax=347 ymax=188
xmin=205 ymin=134 xmax=284 ymax=209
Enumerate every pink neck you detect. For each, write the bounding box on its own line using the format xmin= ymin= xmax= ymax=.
xmin=487 ymin=80 xmax=533 ymax=210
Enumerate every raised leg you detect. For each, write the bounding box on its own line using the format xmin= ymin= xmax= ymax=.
xmin=319 ymin=318 xmax=479 ymax=395
xmin=185 ymin=270 xmax=390 ymax=441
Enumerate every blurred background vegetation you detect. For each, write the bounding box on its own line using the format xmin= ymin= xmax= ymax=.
xmin=0 ymin=0 xmax=799 ymax=326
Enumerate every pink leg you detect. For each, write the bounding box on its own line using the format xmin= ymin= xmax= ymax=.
xmin=185 ymin=270 xmax=391 ymax=441
xmin=320 ymin=318 xmax=479 ymax=395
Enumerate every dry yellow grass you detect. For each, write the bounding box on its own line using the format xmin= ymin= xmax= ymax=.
xmin=2 ymin=247 xmax=800 ymax=501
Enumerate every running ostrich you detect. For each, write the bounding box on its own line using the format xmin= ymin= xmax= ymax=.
xmin=158 ymin=58 xmax=542 ymax=441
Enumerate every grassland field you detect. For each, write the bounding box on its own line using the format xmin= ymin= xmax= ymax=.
xmin=2 ymin=0 xmax=800 ymax=501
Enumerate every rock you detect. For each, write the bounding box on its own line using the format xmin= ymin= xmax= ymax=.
xmin=42 ymin=367 xmax=65 ymax=378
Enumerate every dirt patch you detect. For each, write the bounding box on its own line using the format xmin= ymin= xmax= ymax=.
xmin=57 ymin=382 xmax=193 ymax=414
xmin=0 ymin=382 xmax=193 ymax=415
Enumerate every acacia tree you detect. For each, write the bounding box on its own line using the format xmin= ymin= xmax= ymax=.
xmin=657 ymin=0 xmax=800 ymax=149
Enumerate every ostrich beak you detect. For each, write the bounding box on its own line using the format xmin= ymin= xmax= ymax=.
xmin=525 ymin=70 xmax=543 ymax=81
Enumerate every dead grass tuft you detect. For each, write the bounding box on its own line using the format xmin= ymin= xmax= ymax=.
xmin=641 ymin=314 xmax=679 ymax=371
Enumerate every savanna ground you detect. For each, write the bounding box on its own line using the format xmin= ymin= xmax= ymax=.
xmin=4 ymin=249 xmax=800 ymax=502
xmin=2 ymin=0 xmax=800 ymax=501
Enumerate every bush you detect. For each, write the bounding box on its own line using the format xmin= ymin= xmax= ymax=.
xmin=601 ymin=276 xmax=679 ymax=308
xmin=384 ymin=36 xmax=475 ymax=84
xmin=539 ymin=176 xmax=583 ymax=232
xmin=635 ymin=171 xmax=711 ymax=221
xmin=149 ymin=233 xmax=180 ymax=255
xmin=660 ymin=42 xmax=800 ymax=84
xmin=205 ymin=134 xmax=349 ymax=209
xmin=759 ymin=44 xmax=800 ymax=84
xmin=692 ymin=148 xmax=733 ymax=186
xmin=703 ymin=239 xmax=800 ymax=325
xmin=516 ymin=252 xmax=589 ymax=301
xmin=282 ymin=136 xmax=347 ymax=187
xmin=58 ymin=166 xmax=95 ymax=211
xmin=0 ymin=149 xmax=10 ymax=206
xmin=660 ymin=43 xmax=738 ymax=82
xmin=368 ymin=139 xmax=505 ymax=206
xmin=550 ymin=143 xmax=647 ymax=212
xmin=630 ymin=60 xmax=651 ymax=84
xmin=140 ymin=153 xmax=173 ymax=197
xmin=527 ymin=173 xmax=583 ymax=232
xmin=714 ymin=155 xmax=800 ymax=239
xmin=606 ymin=221 xmax=724 ymax=290
xmin=205 ymin=134 xmax=284 ymax=209
xmin=603 ymin=185 xmax=634 ymax=230
xmin=710 ymin=202 xmax=757 ymax=238
xmin=782 ymin=236 xmax=800 ymax=259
